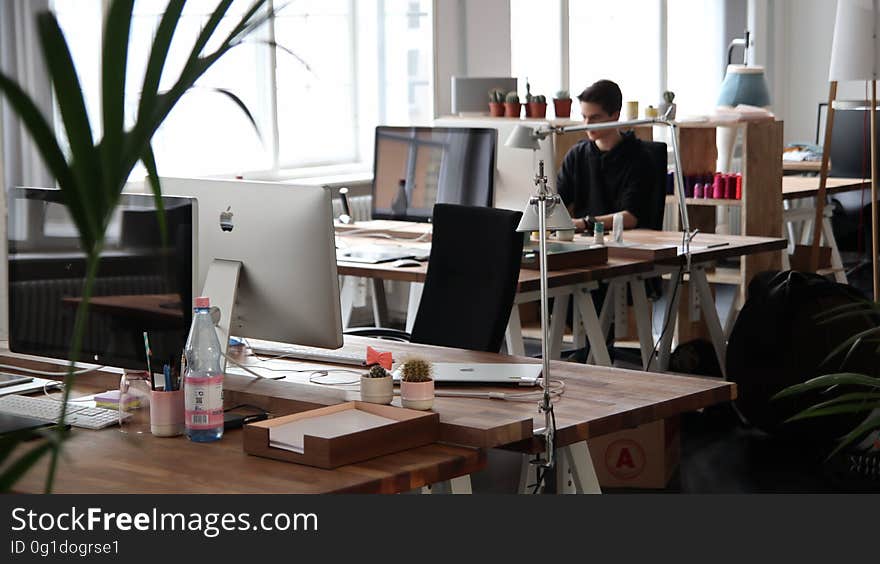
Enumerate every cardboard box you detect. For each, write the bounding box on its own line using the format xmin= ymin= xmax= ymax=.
xmin=587 ymin=416 xmax=680 ymax=489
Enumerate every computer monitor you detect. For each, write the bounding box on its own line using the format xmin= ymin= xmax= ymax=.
xmin=371 ymin=126 xmax=496 ymax=222
xmin=432 ymin=117 xmax=557 ymax=211
xmin=159 ymin=177 xmax=343 ymax=352
xmin=7 ymin=187 xmax=195 ymax=370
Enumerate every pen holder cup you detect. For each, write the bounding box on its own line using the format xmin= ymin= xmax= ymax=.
xmin=150 ymin=389 xmax=185 ymax=437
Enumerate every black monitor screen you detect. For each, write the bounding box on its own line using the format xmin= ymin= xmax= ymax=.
xmin=371 ymin=126 xmax=496 ymax=222
xmin=7 ymin=187 xmax=194 ymax=371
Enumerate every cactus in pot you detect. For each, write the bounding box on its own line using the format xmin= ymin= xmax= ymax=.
xmin=361 ymin=363 xmax=393 ymax=405
xmin=400 ymin=357 xmax=434 ymax=410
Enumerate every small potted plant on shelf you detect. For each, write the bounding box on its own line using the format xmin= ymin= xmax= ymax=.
xmin=360 ymin=364 xmax=393 ymax=405
xmin=524 ymin=81 xmax=534 ymax=117
xmin=399 ymin=358 xmax=434 ymax=410
xmin=553 ymin=89 xmax=572 ymax=119
xmin=488 ymin=88 xmax=505 ymax=117
xmin=529 ymin=94 xmax=548 ymax=119
xmin=660 ymin=90 xmax=677 ymax=119
xmin=504 ymin=91 xmax=522 ymax=118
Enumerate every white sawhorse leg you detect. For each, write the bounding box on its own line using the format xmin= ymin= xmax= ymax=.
xmin=690 ymin=267 xmax=727 ymax=377
xmin=370 ymin=278 xmax=388 ymax=327
xmin=629 ymin=276 xmax=656 ymax=370
xmin=518 ymin=442 xmax=601 ymax=494
xmin=405 ymin=282 xmax=424 ymax=334
xmin=655 ymin=268 xmax=683 ymax=372
xmin=340 ymin=275 xmax=357 ymax=329
xmin=573 ymin=285 xmax=612 ymax=367
xmin=504 ymin=300 xmax=526 ymax=356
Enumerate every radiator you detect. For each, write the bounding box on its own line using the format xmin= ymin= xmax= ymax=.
xmin=332 ymin=195 xmax=372 ymax=222
xmin=10 ymin=275 xmax=169 ymax=360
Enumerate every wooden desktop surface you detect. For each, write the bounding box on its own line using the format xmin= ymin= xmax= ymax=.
xmin=63 ymin=293 xmax=184 ymax=323
xmin=336 ymin=234 xmax=653 ymax=290
xmin=610 ymin=230 xmax=787 ymax=265
xmin=2 ymin=352 xmax=484 ymax=494
xmin=782 ymin=176 xmax=870 ymax=200
xmin=2 ymin=335 xmax=734 ymax=490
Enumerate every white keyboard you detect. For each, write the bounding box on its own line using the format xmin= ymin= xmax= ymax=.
xmin=0 ymin=394 xmax=126 ymax=430
xmin=248 ymin=343 xmax=366 ymax=366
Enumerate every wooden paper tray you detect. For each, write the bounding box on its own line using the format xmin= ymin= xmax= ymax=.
xmin=243 ymin=401 xmax=440 ymax=469
xmin=522 ymin=242 xmax=608 ymax=270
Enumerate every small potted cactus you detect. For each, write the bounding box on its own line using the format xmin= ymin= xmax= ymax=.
xmin=488 ymin=88 xmax=505 ymax=117
xmin=659 ymin=90 xmax=676 ymax=120
xmin=553 ymin=89 xmax=572 ymax=119
xmin=523 ymin=81 xmax=534 ymax=117
xmin=399 ymin=358 xmax=434 ymax=411
xmin=503 ymin=91 xmax=522 ymax=118
xmin=528 ymin=94 xmax=548 ymax=119
xmin=360 ymin=364 xmax=393 ymax=405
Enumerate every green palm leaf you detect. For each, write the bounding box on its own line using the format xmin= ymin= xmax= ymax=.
xmin=830 ymin=416 xmax=880 ymax=458
xmin=772 ymin=372 xmax=880 ymax=400
xmin=100 ymin=0 xmax=134 ymax=199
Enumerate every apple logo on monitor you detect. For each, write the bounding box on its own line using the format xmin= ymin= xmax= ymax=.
xmin=220 ymin=206 xmax=234 ymax=232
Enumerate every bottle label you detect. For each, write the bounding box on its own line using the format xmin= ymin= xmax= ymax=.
xmin=185 ymin=374 xmax=224 ymax=429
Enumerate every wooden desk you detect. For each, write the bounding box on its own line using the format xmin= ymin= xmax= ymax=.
xmin=782 ymin=176 xmax=870 ymax=200
xmin=1 ymin=335 xmax=734 ymax=494
xmin=780 ymin=176 xmax=869 ymax=284
xmin=4 ymin=354 xmax=484 ymax=494
xmin=63 ymin=293 xmax=184 ymax=326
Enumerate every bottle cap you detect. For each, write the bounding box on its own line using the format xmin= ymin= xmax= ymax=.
xmin=194 ymin=297 xmax=210 ymax=308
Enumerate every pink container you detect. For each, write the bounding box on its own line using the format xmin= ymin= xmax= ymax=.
xmin=150 ymin=389 xmax=185 ymax=437
xmin=400 ymin=380 xmax=434 ymax=411
xmin=712 ymin=174 xmax=724 ymax=199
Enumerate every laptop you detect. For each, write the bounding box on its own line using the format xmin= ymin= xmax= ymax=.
xmin=392 ymin=363 xmax=543 ymax=387
xmin=337 ymin=246 xmax=429 ymax=264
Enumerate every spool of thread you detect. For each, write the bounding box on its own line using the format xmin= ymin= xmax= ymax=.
xmin=725 ymin=174 xmax=736 ymax=199
xmin=624 ymin=100 xmax=639 ymax=121
xmin=693 ymin=183 xmax=704 ymax=199
xmin=712 ymin=174 xmax=724 ymax=199
xmin=735 ymin=173 xmax=743 ymax=199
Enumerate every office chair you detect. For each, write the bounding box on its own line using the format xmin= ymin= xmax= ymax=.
xmin=346 ymin=203 xmax=524 ymax=353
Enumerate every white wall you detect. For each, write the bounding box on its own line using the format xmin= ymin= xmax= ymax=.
xmin=433 ymin=0 xmax=512 ymax=117
xmin=766 ymin=0 xmax=867 ymax=145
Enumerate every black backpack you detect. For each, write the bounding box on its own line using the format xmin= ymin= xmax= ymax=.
xmin=726 ymin=271 xmax=879 ymax=441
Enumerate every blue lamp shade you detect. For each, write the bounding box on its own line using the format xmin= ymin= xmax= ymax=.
xmin=717 ymin=65 xmax=771 ymax=107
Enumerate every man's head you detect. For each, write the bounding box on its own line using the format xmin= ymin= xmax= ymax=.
xmin=577 ymin=80 xmax=622 ymax=142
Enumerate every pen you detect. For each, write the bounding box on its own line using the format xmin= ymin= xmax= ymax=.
xmin=143 ymin=331 xmax=154 ymax=390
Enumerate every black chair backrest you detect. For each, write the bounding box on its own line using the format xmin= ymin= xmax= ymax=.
xmin=410 ymin=204 xmax=524 ymax=352
xmin=643 ymin=141 xmax=668 ymax=230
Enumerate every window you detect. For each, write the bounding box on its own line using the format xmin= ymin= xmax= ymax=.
xmin=52 ymin=0 xmax=433 ymax=179
xmin=511 ymin=0 xmax=726 ymax=118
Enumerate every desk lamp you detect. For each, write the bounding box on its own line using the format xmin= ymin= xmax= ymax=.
xmin=505 ymin=112 xmax=694 ymax=476
xmin=814 ymin=0 xmax=879 ymax=300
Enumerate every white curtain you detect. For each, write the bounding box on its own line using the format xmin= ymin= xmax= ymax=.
xmin=0 ymin=0 xmax=53 ymax=339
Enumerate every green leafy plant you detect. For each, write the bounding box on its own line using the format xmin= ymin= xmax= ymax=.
xmin=0 ymin=0 xmax=276 ymax=492
xmin=533 ymin=95 xmax=546 ymax=104
xmin=525 ymin=81 xmax=533 ymax=103
xmin=773 ymin=300 xmax=880 ymax=457
xmin=400 ymin=358 xmax=433 ymax=383
xmin=505 ymin=91 xmax=520 ymax=104
xmin=488 ymin=88 xmax=505 ymax=104
xmin=554 ymin=89 xmax=570 ymax=101
xmin=365 ymin=364 xmax=389 ymax=379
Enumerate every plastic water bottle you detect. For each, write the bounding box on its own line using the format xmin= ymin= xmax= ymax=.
xmin=184 ymin=296 xmax=224 ymax=442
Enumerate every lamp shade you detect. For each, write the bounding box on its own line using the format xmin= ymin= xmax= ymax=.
xmin=516 ymin=197 xmax=575 ymax=232
xmin=717 ymin=65 xmax=771 ymax=107
xmin=829 ymin=0 xmax=880 ymax=81
xmin=505 ymin=124 xmax=542 ymax=150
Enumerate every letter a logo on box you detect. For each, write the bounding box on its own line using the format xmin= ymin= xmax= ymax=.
xmin=605 ymin=439 xmax=646 ymax=480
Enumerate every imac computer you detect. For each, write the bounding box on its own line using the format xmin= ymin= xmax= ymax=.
xmin=371 ymin=126 xmax=496 ymax=222
xmin=7 ymin=187 xmax=195 ymax=369
xmin=159 ymin=177 xmax=343 ymax=354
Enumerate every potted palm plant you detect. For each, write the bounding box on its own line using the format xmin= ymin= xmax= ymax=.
xmin=773 ymin=300 xmax=880 ymax=459
xmin=399 ymin=358 xmax=434 ymax=411
xmin=0 ymin=0 xmax=276 ymax=492
xmin=553 ymin=89 xmax=572 ymax=119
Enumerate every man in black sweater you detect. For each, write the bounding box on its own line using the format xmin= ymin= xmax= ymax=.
xmin=557 ymin=80 xmax=655 ymax=233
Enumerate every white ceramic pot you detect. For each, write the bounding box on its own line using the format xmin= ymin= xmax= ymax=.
xmin=360 ymin=375 xmax=393 ymax=405
xmin=400 ymin=379 xmax=434 ymax=410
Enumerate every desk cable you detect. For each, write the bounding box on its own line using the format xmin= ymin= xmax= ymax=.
xmin=223 ymin=351 xmax=361 ymax=385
